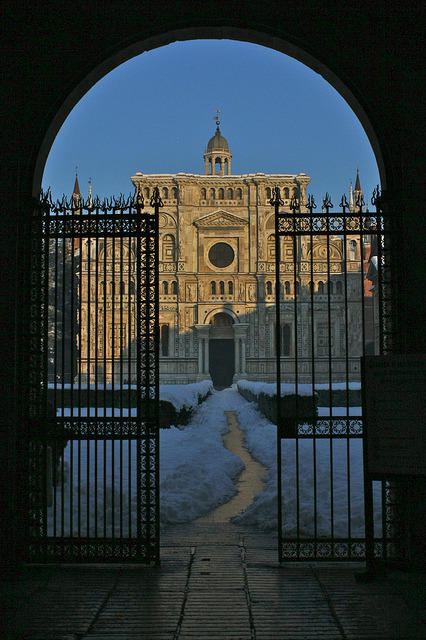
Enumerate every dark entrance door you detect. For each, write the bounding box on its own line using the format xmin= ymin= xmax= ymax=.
xmin=209 ymin=339 xmax=235 ymax=388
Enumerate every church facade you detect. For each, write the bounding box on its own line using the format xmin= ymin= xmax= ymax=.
xmin=77 ymin=123 xmax=371 ymax=386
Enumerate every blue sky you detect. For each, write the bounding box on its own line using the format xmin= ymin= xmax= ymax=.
xmin=43 ymin=39 xmax=380 ymax=207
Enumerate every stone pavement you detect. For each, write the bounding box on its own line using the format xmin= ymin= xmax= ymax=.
xmin=2 ymin=523 xmax=424 ymax=640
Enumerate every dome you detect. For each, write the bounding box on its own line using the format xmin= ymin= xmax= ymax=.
xmin=207 ymin=126 xmax=229 ymax=150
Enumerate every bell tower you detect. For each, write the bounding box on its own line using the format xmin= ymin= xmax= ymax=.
xmin=204 ymin=110 xmax=232 ymax=175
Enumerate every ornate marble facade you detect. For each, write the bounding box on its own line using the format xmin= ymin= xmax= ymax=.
xmin=78 ymin=124 xmax=371 ymax=386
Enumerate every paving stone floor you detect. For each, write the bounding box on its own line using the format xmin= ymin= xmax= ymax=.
xmin=2 ymin=523 xmax=424 ymax=640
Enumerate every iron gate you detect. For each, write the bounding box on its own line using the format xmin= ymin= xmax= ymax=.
xmin=27 ymin=189 xmax=160 ymax=562
xmin=272 ymin=187 xmax=396 ymax=561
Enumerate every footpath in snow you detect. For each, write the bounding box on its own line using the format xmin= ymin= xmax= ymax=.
xmin=49 ymin=385 xmax=374 ymax=538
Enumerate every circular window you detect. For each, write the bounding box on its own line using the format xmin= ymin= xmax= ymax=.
xmin=208 ymin=242 xmax=234 ymax=268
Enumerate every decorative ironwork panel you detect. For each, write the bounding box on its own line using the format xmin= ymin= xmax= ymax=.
xmin=271 ymin=187 xmax=394 ymax=562
xmin=27 ymin=191 xmax=160 ymax=563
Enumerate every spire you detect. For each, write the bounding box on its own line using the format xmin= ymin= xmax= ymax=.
xmin=355 ymin=168 xmax=361 ymax=192
xmin=72 ymin=166 xmax=81 ymax=202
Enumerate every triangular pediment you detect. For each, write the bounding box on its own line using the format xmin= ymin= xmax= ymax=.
xmin=194 ymin=210 xmax=248 ymax=228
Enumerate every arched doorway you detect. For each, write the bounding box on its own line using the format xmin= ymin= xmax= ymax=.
xmin=209 ymin=312 xmax=235 ymax=388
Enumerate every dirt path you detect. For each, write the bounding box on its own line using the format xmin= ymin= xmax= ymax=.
xmin=197 ymin=410 xmax=267 ymax=523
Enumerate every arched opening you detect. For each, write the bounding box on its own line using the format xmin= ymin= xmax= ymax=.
xmin=31 ymin=33 xmax=387 ymax=560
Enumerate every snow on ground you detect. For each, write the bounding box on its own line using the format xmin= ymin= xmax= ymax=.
xmin=57 ymin=380 xmax=213 ymax=416
xmin=48 ymin=385 xmax=379 ymax=538
xmin=237 ymin=380 xmax=361 ymax=397
xmin=48 ymin=388 xmax=243 ymax=535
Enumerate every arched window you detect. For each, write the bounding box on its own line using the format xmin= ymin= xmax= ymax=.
xmin=100 ymin=281 xmax=105 ymax=296
xmin=228 ymin=281 xmax=233 ymax=295
xmin=265 ymin=187 xmax=272 ymax=199
xmin=211 ymin=281 xmax=216 ymax=295
xmin=129 ymin=280 xmax=135 ymax=295
xmin=266 ymin=281 xmax=273 ymax=295
xmin=171 ymin=187 xmax=178 ymax=199
xmin=309 ymin=281 xmax=314 ymax=294
xmin=161 ymin=324 xmax=169 ymax=357
xmin=336 ymin=281 xmax=343 ymax=295
xmin=236 ymin=188 xmax=242 ymax=199
xmin=267 ymin=234 xmax=275 ymax=261
xmin=295 ymin=281 xmax=300 ymax=295
xmin=292 ymin=186 xmax=299 ymax=198
xmin=284 ymin=281 xmax=291 ymax=295
xmin=171 ymin=281 xmax=178 ymax=295
xmin=218 ymin=188 xmax=224 ymax=199
xmin=162 ymin=187 xmax=169 ymax=199
xmin=227 ymin=187 xmax=233 ymax=199
xmin=201 ymin=188 xmax=206 ymax=199
xmin=162 ymin=234 xmax=175 ymax=261
xmin=162 ymin=281 xmax=169 ymax=295
xmin=318 ymin=281 xmax=324 ymax=294
xmin=329 ymin=281 xmax=334 ymax=295
xmin=209 ymin=187 xmax=215 ymax=199
xmin=120 ymin=281 xmax=126 ymax=294
xmin=110 ymin=281 xmax=115 ymax=295
xmin=349 ymin=239 xmax=357 ymax=260
xmin=219 ymin=281 xmax=225 ymax=295
xmin=283 ymin=187 xmax=289 ymax=199
xmin=143 ymin=187 xmax=150 ymax=199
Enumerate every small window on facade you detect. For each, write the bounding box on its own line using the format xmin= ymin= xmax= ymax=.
xmin=209 ymin=188 xmax=215 ymax=199
xmin=129 ymin=280 xmax=135 ymax=295
xmin=284 ymin=281 xmax=291 ymax=295
xmin=283 ymin=187 xmax=289 ymax=199
xmin=162 ymin=187 xmax=168 ymax=199
xmin=171 ymin=187 xmax=178 ymax=199
xmin=336 ymin=281 xmax=343 ymax=295
xmin=100 ymin=281 xmax=105 ymax=296
xmin=265 ymin=187 xmax=272 ymax=199
xmin=309 ymin=281 xmax=314 ymax=294
xmin=201 ymin=188 xmax=206 ymax=199
xmin=227 ymin=187 xmax=233 ymax=199
xmin=267 ymin=234 xmax=275 ymax=261
xmin=211 ymin=281 xmax=216 ymax=295
xmin=120 ymin=281 xmax=126 ymax=294
xmin=161 ymin=324 xmax=169 ymax=357
xmin=236 ymin=188 xmax=242 ymax=199
xmin=162 ymin=281 xmax=169 ymax=295
xmin=329 ymin=281 xmax=334 ymax=295
xmin=318 ymin=281 xmax=324 ymax=294
xmin=218 ymin=188 xmax=224 ymax=199
xmin=266 ymin=281 xmax=273 ymax=295
xmin=219 ymin=281 xmax=225 ymax=295
xmin=162 ymin=234 xmax=175 ymax=262
xmin=295 ymin=281 xmax=300 ymax=295
xmin=171 ymin=281 xmax=178 ymax=295
xmin=228 ymin=281 xmax=233 ymax=295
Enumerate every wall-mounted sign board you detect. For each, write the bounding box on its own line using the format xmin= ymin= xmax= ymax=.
xmin=362 ymin=355 xmax=425 ymax=477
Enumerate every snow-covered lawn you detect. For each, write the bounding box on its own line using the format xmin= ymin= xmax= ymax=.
xmin=48 ymin=385 xmax=379 ymax=538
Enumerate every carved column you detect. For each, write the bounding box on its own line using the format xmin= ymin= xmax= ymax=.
xmin=233 ymin=323 xmax=250 ymax=381
xmin=195 ymin=324 xmax=211 ymax=380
